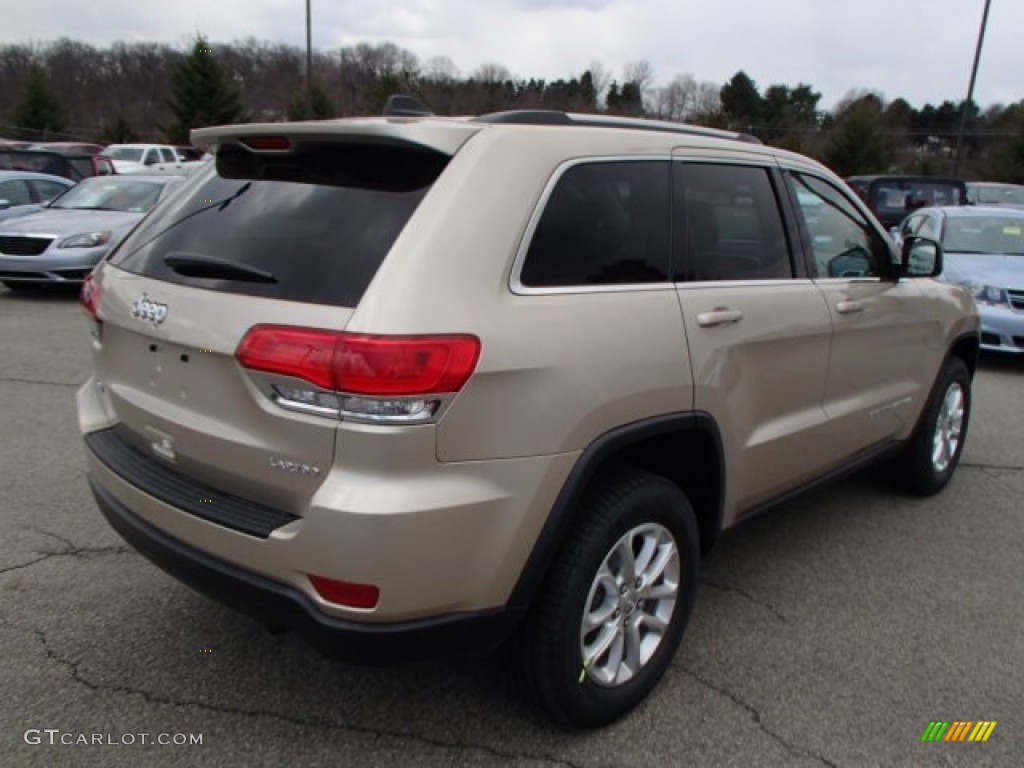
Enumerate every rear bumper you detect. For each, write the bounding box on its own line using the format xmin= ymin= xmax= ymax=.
xmin=89 ymin=473 xmax=523 ymax=664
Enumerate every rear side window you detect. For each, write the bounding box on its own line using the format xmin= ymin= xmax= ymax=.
xmin=110 ymin=143 xmax=448 ymax=307
xmin=28 ymin=179 xmax=70 ymax=202
xmin=674 ymin=163 xmax=792 ymax=281
xmin=520 ymin=160 xmax=670 ymax=287
xmin=0 ymin=179 xmax=31 ymax=206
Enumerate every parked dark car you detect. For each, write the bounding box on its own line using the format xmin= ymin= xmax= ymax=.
xmin=27 ymin=143 xmax=116 ymax=178
xmin=175 ymin=145 xmax=206 ymax=162
xmin=846 ymin=175 xmax=967 ymax=230
xmin=28 ymin=142 xmax=105 ymax=156
xmin=0 ymin=148 xmax=115 ymax=181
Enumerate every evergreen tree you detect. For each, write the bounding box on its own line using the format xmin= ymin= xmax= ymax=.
xmin=99 ymin=115 xmax=137 ymax=143
xmin=287 ymin=81 xmax=335 ymax=121
xmin=579 ymin=70 xmax=597 ymax=112
xmin=619 ymin=81 xmax=644 ymax=116
xmin=824 ymin=95 xmax=891 ymax=176
xmin=12 ymin=65 xmax=66 ymax=140
xmin=164 ymin=36 xmax=244 ymax=144
xmin=287 ymin=92 xmax=310 ymax=121
xmin=605 ymin=81 xmax=621 ymax=112
xmin=310 ymin=81 xmax=334 ymax=119
xmin=720 ymin=71 xmax=761 ymax=131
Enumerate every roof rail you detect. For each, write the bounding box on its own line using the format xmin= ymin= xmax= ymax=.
xmin=473 ymin=109 xmax=762 ymax=145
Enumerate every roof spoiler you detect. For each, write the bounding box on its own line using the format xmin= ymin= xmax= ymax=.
xmin=383 ymin=95 xmax=433 ymax=117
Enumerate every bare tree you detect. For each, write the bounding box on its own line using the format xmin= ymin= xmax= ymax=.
xmin=623 ymin=59 xmax=656 ymax=111
xmin=654 ymin=74 xmax=697 ymax=122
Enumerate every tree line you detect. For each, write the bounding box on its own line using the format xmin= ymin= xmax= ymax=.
xmin=2 ymin=36 xmax=1023 ymax=181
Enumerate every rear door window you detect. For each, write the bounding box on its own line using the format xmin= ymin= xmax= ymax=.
xmin=110 ymin=143 xmax=448 ymax=307
xmin=673 ymin=163 xmax=793 ymax=281
xmin=519 ymin=160 xmax=670 ymax=287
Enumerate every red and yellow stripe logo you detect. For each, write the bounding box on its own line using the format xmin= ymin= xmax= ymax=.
xmin=921 ymin=721 xmax=997 ymax=742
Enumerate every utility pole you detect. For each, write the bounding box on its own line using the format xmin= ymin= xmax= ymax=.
xmin=952 ymin=0 xmax=991 ymax=177
xmin=305 ymin=0 xmax=313 ymax=114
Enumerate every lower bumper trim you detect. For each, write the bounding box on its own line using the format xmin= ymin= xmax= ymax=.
xmin=88 ymin=473 xmax=523 ymax=664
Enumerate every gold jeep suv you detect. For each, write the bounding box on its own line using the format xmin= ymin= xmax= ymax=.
xmin=77 ymin=100 xmax=979 ymax=728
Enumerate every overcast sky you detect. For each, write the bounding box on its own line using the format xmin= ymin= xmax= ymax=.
xmin=7 ymin=0 xmax=1021 ymax=111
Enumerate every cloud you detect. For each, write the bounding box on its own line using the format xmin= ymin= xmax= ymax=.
xmin=3 ymin=0 xmax=1020 ymax=110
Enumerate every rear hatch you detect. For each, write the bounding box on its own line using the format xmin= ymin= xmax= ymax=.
xmin=86 ymin=122 xmax=478 ymax=517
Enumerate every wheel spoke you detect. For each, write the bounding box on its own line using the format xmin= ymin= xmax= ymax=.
xmin=612 ymin=537 xmax=637 ymax=586
xmin=602 ymin=627 xmax=625 ymax=678
xmin=583 ymin=595 xmax=618 ymax=631
xmin=622 ymin=619 xmax=643 ymax=678
xmin=640 ymin=582 xmax=677 ymax=600
xmin=583 ymin=623 xmax=620 ymax=664
xmin=632 ymin=534 xmax=658 ymax=580
xmin=642 ymin=544 xmax=676 ymax=586
xmin=638 ymin=610 xmax=669 ymax=633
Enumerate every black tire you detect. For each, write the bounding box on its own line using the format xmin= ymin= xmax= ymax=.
xmin=507 ymin=467 xmax=700 ymax=728
xmin=893 ymin=357 xmax=971 ymax=496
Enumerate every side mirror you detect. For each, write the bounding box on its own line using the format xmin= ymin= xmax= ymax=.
xmin=901 ymin=236 xmax=943 ymax=278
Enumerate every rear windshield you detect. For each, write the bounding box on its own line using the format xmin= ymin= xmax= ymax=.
xmin=109 ymin=143 xmax=447 ymax=307
xmin=104 ymin=147 xmax=145 ymax=162
xmin=871 ymin=181 xmax=963 ymax=214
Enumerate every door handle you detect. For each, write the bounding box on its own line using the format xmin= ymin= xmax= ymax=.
xmin=836 ymin=300 xmax=863 ymax=314
xmin=697 ymin=308 xmax=744 ymax=327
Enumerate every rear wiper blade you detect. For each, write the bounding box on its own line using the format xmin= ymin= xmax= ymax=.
xmin=163 ymin=252 xmax=277 ymax=283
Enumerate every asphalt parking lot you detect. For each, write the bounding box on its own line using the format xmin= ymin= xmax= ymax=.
xmin=1 ymin=287 xmax=1021 ymax=768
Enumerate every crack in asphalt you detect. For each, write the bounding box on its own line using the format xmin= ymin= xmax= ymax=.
xmin=32 ymin=628 xmax=587 ymax=768
xmin=961 ymin=461 xmax=1024 ymax=472
xmin=0 ymin=547 xmax=133 ymax=576
xmin=700 ymin=579 xmax=789 ymax=623
xmin=0 ymin=376 xmax=80 ymax=389
xmin=0 ymin=528 xmax=133 ymax=576
xmin=977 ymin=467 xmax=1024 ymax=496
xmin=676 ymin=665 xmax=840 ymax=768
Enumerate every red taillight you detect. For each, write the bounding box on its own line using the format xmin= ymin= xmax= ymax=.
xmin=241 ymin=136 xmax=290 ymax=151
xmin=80 ymin=273 xmax=100 ymax=321
xmin=235 ymin=326 xmax=338 ymax=389
xmin=235 ymin=326 xmax=481 ymax=396
xmin=308 ymin=574 xmax=380 ymax=609
xmin=335 ymin=334 xmax=480 ymax=395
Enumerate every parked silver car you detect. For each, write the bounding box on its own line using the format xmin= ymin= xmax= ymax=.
xmin=0 ymin=174 xmax=181 ymax=290
xmin=898 ymin=204 xmax=1024 ymax=353
xmin=965 ymin=182 xmax=1024 ymax=209
xmin=0 ymin=170 xmax=74 ymax=221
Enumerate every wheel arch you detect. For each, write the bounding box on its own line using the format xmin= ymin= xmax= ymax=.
xmin=507 ymin=412 xmax=724 ymax=610
xmin=948 ymin=331 xmax=980 ymax=378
